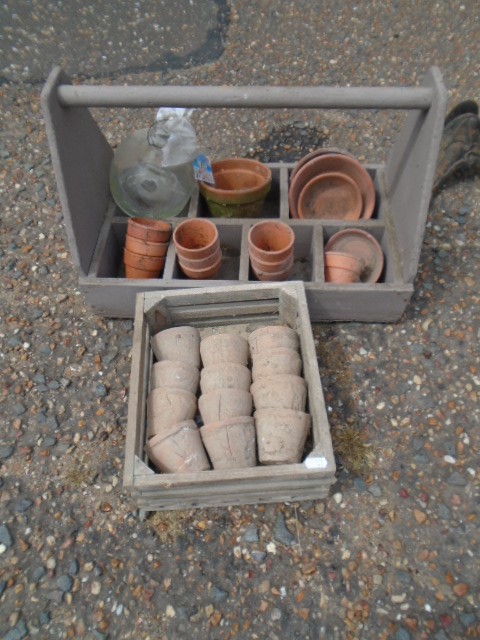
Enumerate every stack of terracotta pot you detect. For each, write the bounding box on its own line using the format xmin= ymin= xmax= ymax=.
xmin=249 ymin=326 xmax=312 ymax=464
xmin=324 ymin=228 xmax=385 ymax=284
xmin=124 ymin=218 xmax=172 ymax=279
xmin=198 ymin=333 xmax=256 ymax=469
xmin=145 ymin=326 xmax=210 ymax=473
xmin=248 ymin=220 xmax=295 ymax=281
xmin=173 ymin=218 xmax=222 ymax=279
xmin=288 ymin=148 xmax=376 ymax=221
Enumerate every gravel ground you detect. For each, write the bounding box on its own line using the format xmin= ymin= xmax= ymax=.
xmin=1 ymin=1 xmax=480 ymax=638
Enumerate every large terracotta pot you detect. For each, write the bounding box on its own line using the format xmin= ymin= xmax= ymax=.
xmin=147 ymin=388 xmax=197 ymax=437
xmin=150 ymin=360 xmax=200 ymax=395
xmin=251 ymin=347 xmax=302 ymax=381
xmin=200 ymin=416 xmax=256 ymax=469
xmin=199 ymin=388 xmax=253 ymax=424
xmin=255 ymin=408 xmax=311 ymax=464
xmin=248 ymin=325 xmax=299 ymax=356
xmin=251 ymin=374 xmax=307 ymax=411
xmin=199 ymin=158 xmax=272 ymax=218
xmin=248 ymin=220 xmax=295 ymax=264
xmin=151 ymin=326 xmax=201 ymax=368
xmin=200 ymin=363 xmax=251 ymax=393
xmin=173 ymin=219 xmax=219 ymax=260
xmin=200 ymin=333 xmax=249 ymax=367
xmin=146 ymin=420 xmax=210 ymax=473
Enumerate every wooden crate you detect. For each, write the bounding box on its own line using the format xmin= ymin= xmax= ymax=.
xmin=124 ymin=282 xmax=336 ymax=511
xmin=41 ymin=66 xmax=447 ymax=322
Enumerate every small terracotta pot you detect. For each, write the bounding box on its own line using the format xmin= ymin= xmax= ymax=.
xmin=324 ymin=229 xmax=385 ymax=283
xmin=125 ymin=234 xmax=169 ymax=257
xmin=288 ymin=153 xmax=375 ymax=220
xmin=199 ymin=158 xmax=272 ymax=218
xmin=146 ymin=420 xmax=210 ymax=473
xmin=151 ymin=326 xmax=201 ymax=368
xmin=178 ymin=252 xmax=222 ymax=279
xmin=198 ymin=388 xmax=253 ymax=424
xmin=324 ymin=251 xmax=363 ymax=284
xmin=147 ymin=388 xmax=197 ymax=437
xmin=124 ymin=247 xmax=165 ymax=271
xmin=251 ymin=374 xmax=307 ymax=411
xmin=255 ymin=408 xmax=311 ymax=464
xmin=249 ymin=251 xmax=293 ymax=274
xmin=251 ymin=348 xmax=302 ymax=381
xmin=200 ymin=363 xmax=251 ymax=393
xmin=200 ymin=416 xmax=256 ymax=469
xmin=200 ymin=334 xmax=249 ymax=367
xmin=151 ymin=360 xmax=200 ymax=395
xmin=248 ymin=325 xmax=299 ymax=356
xmin=250 ymin=254 xmax=294 ymax=282
xmin=124 ymin=264 xmax=162 ymax=279
xmin=127 ymin=218 xmax=172 ymax=243
xmin=176 ymin=245 xmax=222 ymax=270
xmin=173 ymin=219 xmax=219 ymax=261
xmin=297 ymin=172 xmax=362 ymax=221
xmin=248 ymin=221 xmax=295 ymax=264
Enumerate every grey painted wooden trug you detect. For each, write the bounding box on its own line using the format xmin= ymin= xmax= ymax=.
xmin=41 ymin=66 xmax=447 ymax=321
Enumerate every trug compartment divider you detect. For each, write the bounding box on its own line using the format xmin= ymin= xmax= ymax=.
xmin=41 ymin=66 xmax=447 ymax=322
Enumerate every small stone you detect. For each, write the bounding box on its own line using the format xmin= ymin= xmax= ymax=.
xmin=252 ymin=551 xmax=266 ymax=563
xmin=396 ymin=629 xmax=411 ymax=640
xmin=453 ymin=583 xmax=469 ymax=597
xmin=56 ymin=575 xmax=73 ymax=593
xmin=0 ymin=580 xmax=6 ymax=597
xmin=46 ymin=557 xmax=56 ymax=570
xmin=211 ymin=586 xmax=229 ymax=603
xmin=0 ymin=524 xmax=13 ymax=548
xmin=354 ymin=478 xmax=367 ymax=492
xmin=68 ymin=560 xmax=79 ymax=576
xmin=274 ymin=513 xmax=295 ymax=546
xmin=368 ymin=483 xmax=382 ymax=497
xmin=333 ymin=492 xmax=343 ymax=504
xmin=91 ymin=581 xmax=101 ymax=595
xmin=205 ymin=605 xmax=214 ymax=618
xmin=271 ymin=608 xmax=282 ymax=621
xmin=38 ymin=611 xmax=50 ymax=626
xmin=12 ymin=403 xmax=26 ymax=416
xmin=460 ymin=613 xmax=476 ymax=627
xmin=166 ymin=605 xmax=175 ymax=618
xmin=31 ymin=566 xmax=46 ymax=583
xmin=266 ymin=542 xmax=277 ymax=554
xmin=0 ymin=446 xmax=15 ymax=460
xmin=391 ymin=593 xmax=407 ymax=604
xmin=3 ymin=620 xmax=28 ymax=640
xmin=46 ymin=590 xmax=64 ymax=604
xmin=413 ymin=509 xmax=427 ymax=524
xmin=447 ymin=472 xmax=467 ymax=486
xmin=43 ymin=437 xmax=56 ymax=448
xmin=438 ymin=504 xmax=451 ymax=520
xmin=94 ymin=384 xmax=108 ymax=398
xmin=243 ymin=524 xmax=259 ymax=543
xmin=15 ymin=499 xmax=33 ymax=513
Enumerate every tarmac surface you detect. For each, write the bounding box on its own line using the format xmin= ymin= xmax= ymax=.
xmin=1 ymin=1 xmax=479 ymax=639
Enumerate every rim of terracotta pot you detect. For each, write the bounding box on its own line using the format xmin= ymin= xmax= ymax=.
xmin=176 ymin=245 xmax=222 ymax=270
xmin=248 ymin=325 xmax=299 ymax=350
xmin=297 ymin=171 xmax=362 ymax=221
xmin=199 ymin=158 xmax=272 ymax=203
xmin=178 ymin=252 xmax=222 ymax=279
xmin=124 ymin=247 xmax=166 ymax=270
xmin=125 ymin=234 xmax=170 ymax=257
xmin=251 ymin=254 xmax=294 ymax=281
xmin=127 ymin=218 xmax=172 ymax=243
xmin=249 ymin=250 xmax=294 ymax=274
xmin=248 ymin=221 xmax=295 ymax=263
xmin=290 ymin=147 xmax=357 ymax=183
xmin=288 ymin=153 xmax=375 ymax=220
xmin=173 ymin=219 xmax=219 ymax=260
xmin=325 ymin=265 xmax=360 ymax=284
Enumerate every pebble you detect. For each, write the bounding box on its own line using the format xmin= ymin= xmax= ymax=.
xmin=438 ymin=504 xmax=451 ymax=520
xmin=211 ymin=586 xmax=229 ymax=603
xmin=446 ymin=472 xmax=467 ymax=486
xmin=12 ymin=403 xmax=26 ymax=416
xmin=271 ymin=608 xmax=282 ymax=621
xmin=0 ymin=524 xmax=13 ymax=548
xmin=95 ymin=383 xmax=108 ymax=398
xmin=0 ymin=446 xmax=15 ymax=460
xmin=38 ymin=612 xmax=50 ymax=626
xmin=15 ymin=499 xmax=33 ymax=513
xmin=68 ymin=559 xmax=79 ymax=576
xmin=252 ymin=551 xmax=267 ymax=563
xmin=354 ymin=478 xmax=367 ymax=492
xmin=396 ymin=629 xmax=411 ymax=640
xmin=3 ymin=620 xmax=28 ymax=640
xmin=368 ymin=483 xmax=382 ymax=497
xmin=460 ymin=613 xmax=477 ymax=627
xmin=274 ymin=513 xmax=295 ymax=546
xmin=333 ymin=492 xmax=343 ymax=504
xmin=91 ymin=581 xmax=101 ymax=595
xmin=243 ymin=524 xmax=259 ymax=543
xmin=31 ymin=566 xmax=46 ymax=583
xmin=0 ymin=580 xmax=6 ymax=597
xmin=56 ymin=575 xmax=73 ymax=593
xmin=391 ymin=593 xmax=407 ymax=604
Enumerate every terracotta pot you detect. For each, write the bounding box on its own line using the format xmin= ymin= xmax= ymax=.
xmin=200 ymin=416 xmax=256 ymax=469
xmin=200 ymin=334 xmax=249 ymax=367
xmin=147 ymin=388 xmax=197 ymax=437
xmin=251 ymin=348 xmax=302 ymax=381
xmin=173 ymin=219 xmax=219 ymax=261
xmin=200 ymin=363 xmax=251 ymax=393
xmin=248 ymin=221 xmax=295 ymax=264
xmin=290 ymin=147 xmax=357 ymax=183
xmin=251 ymin=374 xmax=307 ymax=411
xmin=288 ymin=153 xmax=375 ymax=220
xmin=151 ymin=326 xmax=201 ymax=368
xmin=324 ymin=229 xmax=385 ymax=283
xmin=249 ymin=252 xmax=293 ymax=274
xmin=124 ymin=264 xmax=162 ymax=279
xmin=124 ymin=247 xmax=165 ymax=271
xmin=151 ymin=360 xmax=200 ymax=395
xmin=297 ymin=172 xmax=362 ymax=221
xmin=127 ymin=218 xmax=172 ymax=243
xmin=198 ymin=388 xmax=253 ymax=424
xmin=199 ymin=158 xmax=272 ymax=218
xmin=250 ymin=254 xmax=294 ymax=281
xmin=125 ymin=234 xmax=169 ymax=257
xmin=324 ymin=251 xmax=363 ymax=284
xmin=178 ymin=252 xmax=222 ymax=279
xmin=146 ymin=420 xmax=210 ymax=473
xmin=255 ymin=408 xmax=311 ymax=464
xmin=248 ymin=325 xmax=299 ymax=356
xmin=176 ymin=245 xmax=222 ymax=270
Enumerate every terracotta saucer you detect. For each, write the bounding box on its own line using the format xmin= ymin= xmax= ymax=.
xmin=297 ymin=172 xmax=362 ymax=220
xmin=324 ymin=229 xmax=384 ymax=283
xmin=290 ymin=147 xmax=356 ymax=183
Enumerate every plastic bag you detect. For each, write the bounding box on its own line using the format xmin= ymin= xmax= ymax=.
xmin=110 ymin=108 xmax=199 ymax=219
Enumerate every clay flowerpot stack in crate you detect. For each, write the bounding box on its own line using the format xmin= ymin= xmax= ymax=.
xmin=146 ymin=326 xmax=210 ymax=473
xmin=249 ymin=326 xmax=312 ymax=464
xmin=198 ymin=334 xmax=256 ymax=469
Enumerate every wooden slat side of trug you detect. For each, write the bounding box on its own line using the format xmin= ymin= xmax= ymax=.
xmin=123 ymin=282 xmax=336 ymax=511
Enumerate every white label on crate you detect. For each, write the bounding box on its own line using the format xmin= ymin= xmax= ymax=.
xmin=303 ymin=456 xmax=328 ymax=469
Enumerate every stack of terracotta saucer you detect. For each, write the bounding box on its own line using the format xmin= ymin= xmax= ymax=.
xmin=288 ymin=148 xmax=376 ymax=221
